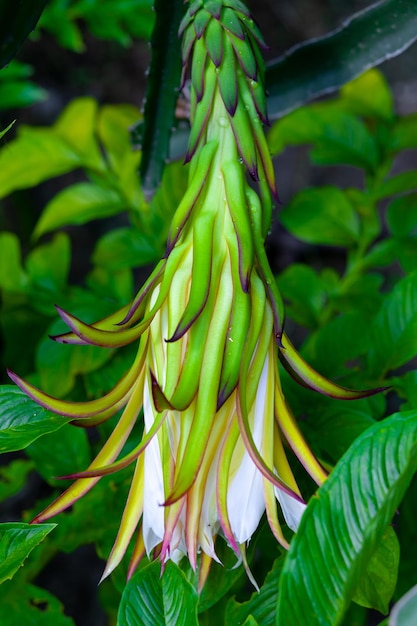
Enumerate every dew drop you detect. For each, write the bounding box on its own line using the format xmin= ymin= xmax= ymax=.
xmin=217 ymin=116 xmax=228 ymax=127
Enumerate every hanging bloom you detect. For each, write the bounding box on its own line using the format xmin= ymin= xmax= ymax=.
xmin=8 ymin=0 xmax=383 ymax=588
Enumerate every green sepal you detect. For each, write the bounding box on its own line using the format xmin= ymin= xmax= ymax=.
xmin=230 ymin=101 xmax=258 ymax=178
xmin=187 ymin=69 xmax=216 ymax=159
xmin=246 ymin=187 xmax=285 ymax=338
xmin=222 ymin=7 xmax=245 ymax=39
xmin=204 ymin=17 xmax=224 ymax=67
xmin=218 ymin=259 xmax=251 ymax=406
xmin=191 ymin=35 xmax=208 ymax=101
xmin=229 ymin=31 xmax=258 ymax=80
xmin=168 ymin=140 xmax=217 ymax=248
xmin=179 ymin=0 xmax=200 ymax=36
xmin=181 ymin=26 xmax=196 ymax=76
xmin=223 ymin=159 xmax=255 ymax=291
xmin=169 ymin=211 xmax=216 ymax=341
xmin=217 ymin=34 xmax=238 ymax=115
xmin=249 ymin=76 xmax=269 ymax=125
xmin=189 ymin=0 xmax=203 ymax=17
xmin=193 ymin=8 xmax=211 ymax=39
xmin=238 ymin=13 xmax=267 ymax=49
xmin=226 ymin=0 xmax=251 ymax=19
xmin=205 ymin=0 xmax=222 ymax=19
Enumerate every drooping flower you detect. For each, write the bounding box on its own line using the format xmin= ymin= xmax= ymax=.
xmin=9 ymin=0 xmax=383 ymax=587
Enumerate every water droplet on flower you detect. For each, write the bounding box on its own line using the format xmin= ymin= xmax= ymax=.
xmin=218 ymin=116 xmax=228 ymax=127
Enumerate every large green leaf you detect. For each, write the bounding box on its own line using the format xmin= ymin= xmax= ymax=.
xmin=266 ymin=0 xmax=417 ymax=118
xmin=0 ymin=386 xmax=70 ymax=454
xmin=138 ymin=0 xmax=185 ymax=199
xmin=0 ymin=522 xmax=55 ymax=583
xmin=117 ymin=560 xmax=198 ymax=626
xmin=276 ymin=410 xmax=417 ymax=626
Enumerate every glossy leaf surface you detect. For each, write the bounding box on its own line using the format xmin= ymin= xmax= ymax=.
xmin=277 ymin=411 xmax=417 ymax=626
xmin=266 ymin=0 xmax=417 ymax=118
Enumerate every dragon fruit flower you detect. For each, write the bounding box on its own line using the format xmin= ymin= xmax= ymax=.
xmin=9 ymin=0 xmax=383 ymax=587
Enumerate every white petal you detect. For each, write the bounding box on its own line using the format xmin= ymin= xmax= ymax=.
xmin=200 ymin=454 xmax=221 ymax=561
xmin=142 ymin=378 xmax=165 ymax=555
xmin=275 ymin=488 xmax=306 ymax=532
xmin=226 ymin=357 xmax=271 ymax=543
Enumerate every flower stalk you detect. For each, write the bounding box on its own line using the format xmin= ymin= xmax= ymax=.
xmin=9 ymin=0 xmax=385 ymax=586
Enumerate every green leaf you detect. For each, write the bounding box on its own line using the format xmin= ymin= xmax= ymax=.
xmin=93 ymin=226 xmax=161 ymax=271
xmin=339 ymin=69 xmax=394 ymax=122
xmin=375 ymin=171 xmax=417 ymax=200
xmin=265 ymin=0 xmax=417 ymax=118
xmin=36 ymin=314 xmax=115 ymax=398
xmin=195 ymin=538 xmax=245 ymax=613
xmin=98 ymin=103 xmax=142 ymax=174
xmin=389 ymin=113 xmax=417 ymax=151
xmin=33 ymin=182 xmax=128 ymax=239
xmin=390 ymin=371 xmax=417 ymax=411
xmin=225 ymin=557 xmax=284 ymax=626
xmin=117 ymin=560 xmax=199 ymax=626
xmin=394 ymin=238 xmax=417 ymax=273
xmin=0 ymin=232 xmax=27 ymax=293
xmin=27 ymin=424 xmax=90 ymax=487
xmin=390 ymin=584 xmax=417 ymax=626
xmin=53 ymin=97 xmax=104 ymax=169
xmin=280 ymin=186 xmax=360 ymax=247
xmin=353 ymin=526 xmax=399 ymax=614
xmin=276 ymin=410 xmax=417 ymax=626
xmin=367 ymin=271 xmax=417 ymax=376
xmin=0 ymin=129 xmax=82 ymax=199
xmin=0 ymin=386 xmax=70 ymax=454
xmin=0 ymin=522 xmax=55 ymax=583
xmin=310 ymin=112 xmax=379 ymax=171
xmin=276 ymin=265 xmax=333 ymax=328
xmin=309 ymin=400 xmax=377 ymax=463
xmin=139 ymin=0 xmax=186 ymax=199
xmin=268 ymin=103 xmax=379 ymax=171
xmin=332 ymin=273 xmax=383 ymax=317
xmin=25 ymin=233 xmax=71 ymax=294
xmin=0 ymin=459 xmax=35 ymax=503
xmin=0 ymin=581 xmax=74 ymax=625
xmin=39 ymin=4 xmax=85 ymax=52
xmin=386 ymin=193 xmax=417 ymax=237
xmin=0 ymin=80 xmax=46 ymax=109
xmin=303 ymin=311 xmax=372 ymax=378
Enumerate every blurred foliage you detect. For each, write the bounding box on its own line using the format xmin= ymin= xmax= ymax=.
xmin=37 ymin=0 xmax=155 ymax=52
